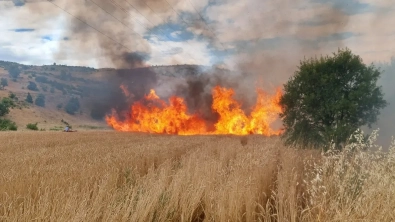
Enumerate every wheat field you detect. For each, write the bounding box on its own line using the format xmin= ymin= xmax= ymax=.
xmin=0 ymin=131 xmax=394 ymax=221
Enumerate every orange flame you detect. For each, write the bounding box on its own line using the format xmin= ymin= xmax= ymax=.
xmin=106 ymin=86 xmax=283 ymax=136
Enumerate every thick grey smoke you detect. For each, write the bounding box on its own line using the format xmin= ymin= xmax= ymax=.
xmin=12 ymin=0 xmax=391 ymax=132
xmin=367 ymin=59 xmax=395 ymax=148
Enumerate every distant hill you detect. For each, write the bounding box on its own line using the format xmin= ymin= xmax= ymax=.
xmin=0 ymin=60 xmax=214 ymax=131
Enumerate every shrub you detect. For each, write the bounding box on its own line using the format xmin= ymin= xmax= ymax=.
xmin=35 ymin=76 xmax=48 ymax=83
xmin=26 ymin=93 xmax=33 ymax=104
xmin=8 ymin=65 xmax=20 ymax=81
xmin=26 ymin=123 xmax=38 ymax=130
xmin=35 ymin=94 xmax=45 ymax=107
xmin=8 ymin=92 xmax=16 ymax=100
xmin=0 ymin=99 xmax=11 ymax=116
xmin=65 ymin=97 xmax=80 ymax=115
xmin=27 ymin=81 xmax=39 ymax=91
xmin=0 ymin=118 xmax=17 ymax=131
xmin=61 ymin=119 xmax=70 ymax=126
xmin=1 ymin=97 xmax=15 ymax=108
xmin=0 ymin=77 xmax=8 ymax=89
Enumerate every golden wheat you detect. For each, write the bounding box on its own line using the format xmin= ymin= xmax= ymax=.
xmin=0 ymin=130 xmax=394 ymax=221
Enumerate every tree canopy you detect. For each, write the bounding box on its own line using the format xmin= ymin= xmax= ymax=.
xmin=27 ymin=81 xmax=39 ymax=91
xmin=26 ymin=93 xmax=33 ymax=104
xmin=279 ymin=48 xmax=387 ymax=149
xmin=0 ymin=99 xmax=10 ymax=117
xmin=7 ymin=65 xmax=20 ymax=81
xmin=34 ymin=94 xmax=45 ymax=107
xmin=0 ymin=78 xmax=8 ymax=89
xmin=65 ymin=97 xmax=80 ymax=115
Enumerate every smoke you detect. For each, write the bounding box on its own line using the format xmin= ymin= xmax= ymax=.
xmin=158 ymin=0 xmax=354 ymax=115
xmin=10 ymin=0 xmax=391 ymax=131
xmin=88 ymin=0 xmax=355 ymax=121
xmin=367 ymin=59 xmax=395 ymax=148
xmin=222 ymin=0 xmax=351 ymax=91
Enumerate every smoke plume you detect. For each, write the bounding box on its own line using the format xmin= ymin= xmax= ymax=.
xmin=12 ymin=0 xmax=392 ymax=137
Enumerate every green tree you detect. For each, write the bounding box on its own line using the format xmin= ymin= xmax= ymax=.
xmin=8 ymin=92 xmax=16 ymax=99
xmin=27 ymin=81 xmax=39 ymax=91
xmin=1 ymin=97 xmax=15 ymax=108
xmin=26 ymin=93 xmax=33 ymax=103
xmin=65 ymin=97 xmax=80 ymax=115
xmin=0 ymin=78 xmax=8 ymax=89
xmin=8 ymin=65 xmax=20 ymax=81
xmin=279 ymin=48 xmax=387 ymax=149
xmin=35 ymin=94 xmax=45 ymax=107
xmin=0 ymin=97 xmax=16 ymax=131
xmin=0 ymin=99 xmax=10 ymax=116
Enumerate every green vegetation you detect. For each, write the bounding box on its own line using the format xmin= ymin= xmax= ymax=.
xmin=8 ymin=92 xmax=17 ymax=100
xmin=49 ymin=126 xmax=64 ymax=131
xmin=26 ymin=122 xmax=38 ymax=131
xmin=61 ymin=119 xmax=71 ymax=127
xmin=25 ymin=93 xmax=33 ymax=104
xmin=279 ymin=48 xmax=387 ymax=149
xmin=7 ymin=65 xmax=21 ymax=81
xmin=34 ymin=94 xmax=45 ymax=107
xmin=0 ymin=78 xmax=8 ymax=89
xmin=1 ymin=97 xmax=15 ymax=109
xmin=0 ymin=99 xmax=10 ymax=116
xmin=0 ymin=96 xmax=17 ymax=131
xmin=65 ymin=97 xmax=80 ymax=115
xmin=27 ymin=81 xmax=39 ymax=91
xmin=34 ymin=74 xmax=84 ymax=96
xmin=0 ymin=119 xmax=17 ymax=131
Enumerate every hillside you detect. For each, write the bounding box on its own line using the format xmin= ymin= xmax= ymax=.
xmin=0 ymin=61 xmax=212 ymax=131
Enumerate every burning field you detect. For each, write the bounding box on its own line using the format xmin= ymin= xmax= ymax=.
xmin=106 ymin=83 xmax=283 ymax=136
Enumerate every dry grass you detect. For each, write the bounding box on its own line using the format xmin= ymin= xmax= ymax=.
xmin=0 ymin=130 xmax=394 ymax=221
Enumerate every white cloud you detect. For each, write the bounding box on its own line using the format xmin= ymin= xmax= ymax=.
xmin=0 ymin=0 xmax=394 ymax=67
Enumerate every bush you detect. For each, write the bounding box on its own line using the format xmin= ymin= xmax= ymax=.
xmin=26 ymin=93 xmax=33 ymax=104
xmin=35 ymin=76 xmax=48 ymax=83
xmin=65 ymin=97 xmax=80 ymax=115
xmin=1 ymin=97 xmax=15 ymax=108
xmin=0 ymin=118 xmax=17 ymax=131
xmin=8 ymin=92 xmax=16 ymax=100
xmin=8 ymin=65 xmax=20 ymax=81
xmin=50 ymin=87 xmax=55 ymax=93
xmin=26 ymin=122 xmax=38 ymax=130
xmin=0 ymin=99 xmax=11 ymax=116
xmin=57 ymin=103 xmax=63 ymax=109
xmin=27 ymin=81 xmax=39 ymax=91
xmin=0 ymin=78 xmax=8 ymax=89
xmin=35 ymin=94 xmax=45 ymax=107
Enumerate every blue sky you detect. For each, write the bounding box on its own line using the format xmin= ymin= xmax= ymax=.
xmin=0 ymin=0 xmax=394 ymax=68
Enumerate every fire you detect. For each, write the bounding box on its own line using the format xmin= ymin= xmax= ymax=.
xmin=106 ymin=89 xmax=207 ymax=135
xmin=106 ymin=86 xmax=283 ymax=136
xmin=211 ymin=86 xmax=282 ymax=135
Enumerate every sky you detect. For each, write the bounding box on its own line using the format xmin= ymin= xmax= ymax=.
xmin=0 ymin=0 xmax=394 ymax=69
